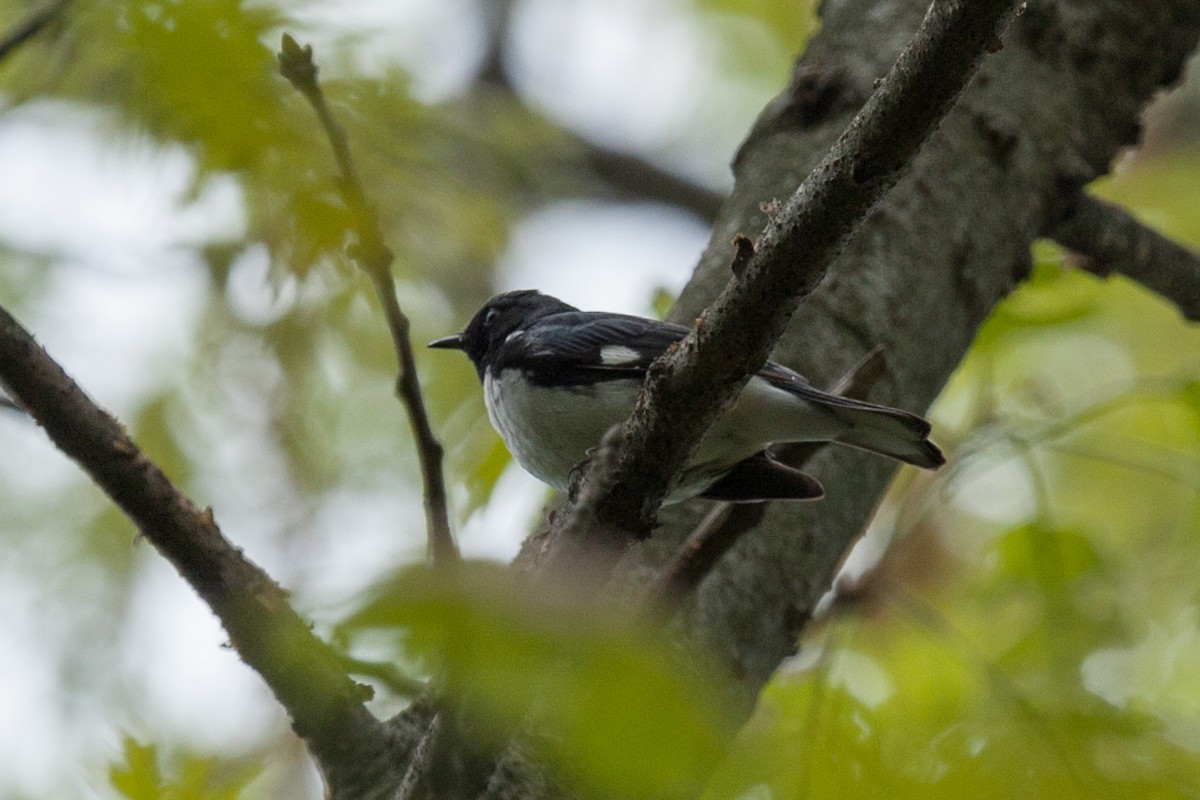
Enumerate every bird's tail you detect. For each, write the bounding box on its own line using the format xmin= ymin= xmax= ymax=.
xmin=827 ymin=399 xmax=944 ymax=469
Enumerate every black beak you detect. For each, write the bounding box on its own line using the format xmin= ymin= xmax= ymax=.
xmin=428 ymin=333 xmax=466 ymax=350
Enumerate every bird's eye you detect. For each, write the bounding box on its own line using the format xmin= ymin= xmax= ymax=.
xmin=484 ymin=308 xmax=498 ymax=327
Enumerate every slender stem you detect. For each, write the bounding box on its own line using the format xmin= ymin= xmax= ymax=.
xmin=278 ymin=34 xmax=459 ymax=566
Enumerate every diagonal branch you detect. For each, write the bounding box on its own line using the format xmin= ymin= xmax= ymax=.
xmin=0 ymin=304 xmax=395 ymax=790
xmin=475 ymin=0 xmax=725 ymax=221
xmin=540 ymin=0 xmax=1018 ymax=578
xmin=1050 ymin=193 xmax=1200 ymax=321
xmin=277 ymin=34 xmax=459 ymax=567
xmin=0 ymin=0 xmax=71 ymax=63
xmin=581 ymin=140 xmax=725 ymax=221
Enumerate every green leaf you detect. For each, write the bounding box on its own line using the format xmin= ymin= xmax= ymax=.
xmin=345 ymin=562 xmax=733 ymax=798
xmin=108 ymin=736 xmax=261 ymax=800
xmin=995 ymin=523 xmax=1103 ymax=591
xmin=463 ymin=431 xmax=514 ymax=513
xmin=990 ymin=261 xmax=1102 ymax=328
xmin=114 ymin=0 xmax=288 ymax=172
xmin=110 ymin=739 xmax=163 ymax=800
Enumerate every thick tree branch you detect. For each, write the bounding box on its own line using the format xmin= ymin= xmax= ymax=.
xmin=541 ymin=0 xmax=1017 ymax=574
xmin=0 ymin=304 xmax=397 ymax=794
xmin=278 ymin=34 xmax=459 ymax=567
xmin=1051 ymin=193 xmax=1200 ymax=321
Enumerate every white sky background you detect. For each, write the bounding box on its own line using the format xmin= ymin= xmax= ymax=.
xmin=0 ymin=0 xmax=1065 ymax=796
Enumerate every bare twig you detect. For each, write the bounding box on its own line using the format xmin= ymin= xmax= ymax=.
xmin=475 ymin=0 xmax=725 ymax=222
xmin=541 ymin=0 xmax=1017 ymax=578
xmin=1051 ymin=193 xmax=1200 ymax=321
xmin=0 ymin=0 xmax=71 ymax=63
xmin=648 ymin=502 xmax=757 ymax=605
xmin=648 ymin=348 xmax=889 ymax=606
xmin=277 ymin=34 xmax=459 ymax=566
xmin=0 ymin=304 xmax=393 ymax=787
xmin=581 ymin=141 xmax=725 ymax=221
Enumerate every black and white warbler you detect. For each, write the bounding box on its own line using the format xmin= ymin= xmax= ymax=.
xmin=430 ymin=290 xmax=943 ymax=503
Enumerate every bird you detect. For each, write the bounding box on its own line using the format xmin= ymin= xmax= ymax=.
xmin=429 ymin=290 xmax=943 ymax=504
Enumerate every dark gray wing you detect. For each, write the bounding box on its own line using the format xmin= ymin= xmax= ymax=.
xmin=494 ymin=311 xmax=691 ymax=387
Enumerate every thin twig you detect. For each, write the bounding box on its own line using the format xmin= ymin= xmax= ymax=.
xmin=475 ymin=1 xmax=724 ymax=222
xmin=647 ymin=348 xmax=889 ymax=606
xmin=277 ymin=34 xmax=459 ymax=566
xmin=581 ymin=140 xmax=725 ymax=221
xmin=0 ymin=0 xmax=71 ymax=64
xmin=1051 ymin=193 xmax=1200 ymax=321
xmin=0 ymin=303 xmax=392 ymax=786
xmin=647 ymin=502 xmax=759 ymax=606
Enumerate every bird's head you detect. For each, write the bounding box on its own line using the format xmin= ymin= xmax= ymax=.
xmin=429 ymin=290 xmax=575 ymax=378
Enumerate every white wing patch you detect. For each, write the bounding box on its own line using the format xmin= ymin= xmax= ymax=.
xmin=599 ymin=345 xmax=641 ymax=366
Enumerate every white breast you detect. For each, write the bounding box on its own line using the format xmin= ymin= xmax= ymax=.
xmin=483 ymin=369 xmax=638 ymax=491
xmin=481 ymin=370 xmax=844 ymax=503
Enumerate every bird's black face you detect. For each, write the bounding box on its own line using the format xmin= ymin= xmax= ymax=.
xmin=429 ymin=290 xmax=575 ymax=379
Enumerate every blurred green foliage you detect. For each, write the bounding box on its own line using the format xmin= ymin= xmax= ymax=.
xmin=346 ymin=562 xmax=733 ymax=798
xmin=0 ymin=0 xmax=1195 ymax=798
xmin=110 ymin=738 xmax=259 ymax=800
xmin=703 ymin=251 xmax=1200 ymax=799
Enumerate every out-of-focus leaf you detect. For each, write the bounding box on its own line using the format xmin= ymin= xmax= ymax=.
xmin=990 ymin=260 xmax=1102 ymax=328
xmin=462 ymin=431 xmax=513 ymax=513
xmin=1179 ymin=381 xmax=1200 ymax=435
xmin=995 ymin=523 xmax=1103 ymax=592
xmin=114 ymin=0 xmax=288 ymax=173
xmin=651 ymin=285 xmax=678 ymax=320
xmin=708 ymin=609 xmax=1199 ymax=800
xmin=345 ymin=562 xmax=733 ymax=798
xmin=110 ymin=739 xmax=162 ymax=800
xmin=108 ymin=737 xmax=261 ymax=800
xmin=693 ymin=0 xmax=820 ymax=55
xmin=1083 ymin=608 xmax=1200 ymax=753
